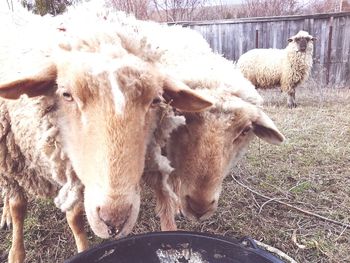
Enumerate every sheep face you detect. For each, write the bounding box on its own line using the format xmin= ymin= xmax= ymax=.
xmin=54 ymin=54 xmax=163 ymax=239
xmin=288 ymin=30 xmax=315 ymax=53
xmin=0 ymin=51 xmax=212 ymax=238
xmin=168 ymin=98 xmax=284 ymax=221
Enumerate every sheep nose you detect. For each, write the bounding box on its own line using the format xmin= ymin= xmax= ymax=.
xmin=186 ymin=195 xmax=215 ymax=220
xmin=299 ymin=39 xmax=307 ymax=51
xmin=97 ymin=204 xmax=132 ymax=238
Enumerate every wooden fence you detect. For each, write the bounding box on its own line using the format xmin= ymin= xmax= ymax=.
xmin=175 ymin=12 xmax=350 ymax=87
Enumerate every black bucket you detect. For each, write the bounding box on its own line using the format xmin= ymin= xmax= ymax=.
xmin=65 ymin=231 xmax=285 ymax=263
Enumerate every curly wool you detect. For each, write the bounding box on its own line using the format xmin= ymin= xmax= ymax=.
xmin=67 ymin=3 xmax=262 ymax=107
xmin=143 ymin=103 xmax=185 ymax=200
xmin=0 ymin=94 xmax=83 ymax=211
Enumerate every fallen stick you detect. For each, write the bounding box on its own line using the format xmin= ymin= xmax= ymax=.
xmin=254 ymin=239 xmax=298 ymax=263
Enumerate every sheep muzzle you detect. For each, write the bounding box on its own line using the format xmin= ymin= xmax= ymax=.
xmin=298 ymin=38 xmax=309 ymax=52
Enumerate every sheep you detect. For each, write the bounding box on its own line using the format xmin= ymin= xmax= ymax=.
xmin=142 ymin=78 xmax=285 ymax=230
xmin=163 ymin=89 xmax=285 ymax=227
xmin=0 ymin=7 xmax=212 ymax=263
xmin=143 ymin=86 xmax=285 ymax=230
xmin=94 ymin=9 xmax=285 ymax=230
xmin=237 ymin=30 xmax=315 ymax=108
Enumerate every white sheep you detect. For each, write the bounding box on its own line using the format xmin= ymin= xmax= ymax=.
xmin=0 ymin=6 xmax=212 ymax=263
xmin=237 ymin=30 xmax=315 ymax=108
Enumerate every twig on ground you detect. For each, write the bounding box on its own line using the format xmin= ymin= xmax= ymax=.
xmin=334 ymin=226 xmax=348 ymax=242
xmin=259 ymin=197 xmax=285 ymax=214
xmin=253 ymin=239 xmax=298 ymax=263
xmin=251 ymin=193 xmax=261 ymax=210
xmin=292 ymin=230 xmax=306 ymax=249
xmin=231 ymin=175 xmax=350 ymax=229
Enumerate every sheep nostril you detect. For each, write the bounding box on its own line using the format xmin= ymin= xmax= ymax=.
xmin=100 ymin=218 xmax=119 ymax=238
xmin=97 ymin=207 xmax=118 ymax=237
xmin=107 ymin=224 xmax=119 ymax=238
xmin=97 ymin=204 xmax=133 ymax=238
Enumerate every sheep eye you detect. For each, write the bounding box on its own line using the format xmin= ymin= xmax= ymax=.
xmin=151 ymin=97 xmax=162 ymax=106
xmin=62 ymin=91 xmax=73 ymax=101
xmin=242 ymin=126 xmax=252 ymax=136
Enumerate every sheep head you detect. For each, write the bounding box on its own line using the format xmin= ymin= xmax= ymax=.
xmin=287 ymin=30 xmax=315 ymax=53
xmin=168 ymin=95 xmax=284 ymax=222
xmin=0 ymin=49 xmax=212 ymax=238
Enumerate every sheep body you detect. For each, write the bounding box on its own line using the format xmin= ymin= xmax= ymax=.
xmin=237 ymin=30 xmax=314 ymax=108
xmin=0 ymin=96 xmax=84 ymax=198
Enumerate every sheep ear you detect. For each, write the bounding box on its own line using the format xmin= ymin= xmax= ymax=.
xmin=252 ymin=110 xmax=285 ymax=145
xmin=162 ymin=77 xmax=213 ymax=112
xmin=0 ymin=63 xmax=57 ymax=100
xmin=287 ymin=38 xmax=293 ymax=42
xmin=311 ymin=37 xmax=316 ymax=41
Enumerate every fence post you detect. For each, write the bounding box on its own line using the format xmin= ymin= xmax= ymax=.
xmin=255 ymin=29 xmax=259 ymax=48
xmin=326 ymin=16 xmax=334 ymax=85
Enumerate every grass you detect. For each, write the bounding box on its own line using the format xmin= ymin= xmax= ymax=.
xmin=1 ymin=85 xmax=350 ymax=263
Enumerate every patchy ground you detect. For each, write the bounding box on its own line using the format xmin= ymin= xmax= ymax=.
xmin=1 ymin=87 xmax=349 ymax=263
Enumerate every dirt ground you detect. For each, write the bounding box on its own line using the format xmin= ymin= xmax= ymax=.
xmin=1 ymin=86 xmax=350 ymax=263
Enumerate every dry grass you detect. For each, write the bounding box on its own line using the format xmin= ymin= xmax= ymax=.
xmin=1 ymin=86 xmax=350 ymax=263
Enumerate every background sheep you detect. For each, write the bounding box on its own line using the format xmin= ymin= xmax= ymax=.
xmin=0 ymin=7 xmax=212 ymax=263
xmin=237 ymin=30 xmax=315 ymax=108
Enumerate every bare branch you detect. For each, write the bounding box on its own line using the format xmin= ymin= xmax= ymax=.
xmin=231 ymin=174 xmax=350 ymax=229
xmin=108 ymin=0 xmax=151 ymax=19
xmin=151 ymin=0 xmax=207 ymax=22
xmin=240 ymin=0 xmax=302 ymax=17
xmin=253 ymin=239 xmax=298 ymax=263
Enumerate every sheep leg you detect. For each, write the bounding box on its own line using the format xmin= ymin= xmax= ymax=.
xmin=287 ymin=90 xmax=297 ymax=108
xmin=153 ymin=173 xmax=178 ymax=231
xmin=1 ymin=195 xmax=12 ymax=230
xmin=155 ymin=189 xmax=178 ymax=231
xmin=8 ymin=194 xmax=27 ymax=263
xmin=66 ymin=203 xmax=89 ymax=252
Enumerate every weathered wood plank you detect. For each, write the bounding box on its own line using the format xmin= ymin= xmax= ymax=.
xmin=178 ymin=12 xmax=350 ymax=87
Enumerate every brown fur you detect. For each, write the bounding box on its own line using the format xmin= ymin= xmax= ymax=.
xmin=151 ymin=94 xmax=284 ymax=229
xmin=169 ymin=104 xmax=256 ymax=221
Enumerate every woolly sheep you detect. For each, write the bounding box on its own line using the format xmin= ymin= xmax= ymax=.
xmin=96 ymin=8 xmax=285 ymax=230
xmin=237 ymin=30 xmax=315 ymax=108
xmin=144 ymin=85 xmax=285 ymax=230
xmin=25 ymin=1 xmax=285 ymax=233
xmin=0 ymin=6 xmax=212 ymax=263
